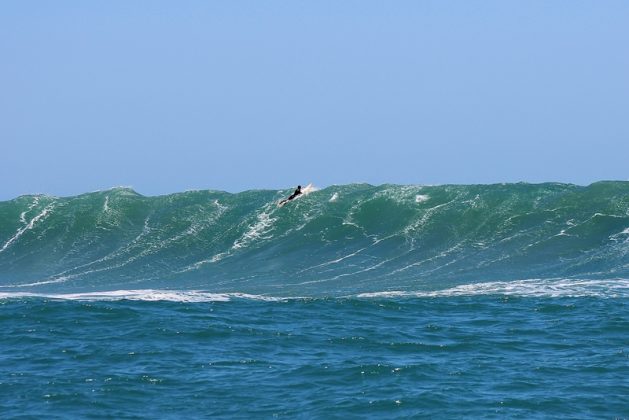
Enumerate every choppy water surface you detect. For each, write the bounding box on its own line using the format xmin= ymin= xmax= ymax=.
xmin=1 ymin=295 xmax=627 ymax=418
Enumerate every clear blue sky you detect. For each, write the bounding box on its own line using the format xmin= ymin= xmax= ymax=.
xmin=2 ymin=1 xmax=628 ymax=199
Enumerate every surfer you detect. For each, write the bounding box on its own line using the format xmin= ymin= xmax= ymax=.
xmin=279 ymin=185 xmax=302 ymax=206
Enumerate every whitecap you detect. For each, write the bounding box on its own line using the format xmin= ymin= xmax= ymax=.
xmin=357 ymin=278 xmax=629 ymax=299
xmin=0 ymin=290 xmax=289 ymax=302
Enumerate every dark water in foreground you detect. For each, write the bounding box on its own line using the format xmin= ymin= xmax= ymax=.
xmin=1 ymin=295 xmax=627 ymax=418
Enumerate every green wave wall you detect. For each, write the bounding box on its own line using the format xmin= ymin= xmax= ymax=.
xmin=1 ymin=182 xmax=628 ymax=295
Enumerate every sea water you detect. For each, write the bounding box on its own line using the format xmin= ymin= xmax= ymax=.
xmin=1 ymin=183 xmax=628 ymax=418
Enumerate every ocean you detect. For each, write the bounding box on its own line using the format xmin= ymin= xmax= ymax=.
xmin=1 ymin=182 xmax=628 ymax=418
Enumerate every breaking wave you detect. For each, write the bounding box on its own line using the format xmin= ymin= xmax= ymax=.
xmin=1 ymin=182 xmax=628 ymax=297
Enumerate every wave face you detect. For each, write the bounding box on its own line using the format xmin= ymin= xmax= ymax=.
xmin=1 ymin=182 xmax=628 ymax=295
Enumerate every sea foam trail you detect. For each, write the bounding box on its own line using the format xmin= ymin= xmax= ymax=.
xmin=356 ymin=278 xmax=629 ymax=299
xmin=0 ymin=203 xmax=55 ymax=253
xmin=0 ymin=290 xmax=287 ymax=302
xmin=0 ymin=278 xmax=627 ymax=301
xmin=1 ymin=182 xmax=629 ymax=295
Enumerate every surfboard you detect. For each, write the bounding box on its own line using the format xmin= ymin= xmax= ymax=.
xmin=301 ymin=183 xmax=315 ymax=195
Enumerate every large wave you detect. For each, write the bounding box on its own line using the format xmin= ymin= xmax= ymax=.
xmin=1 ymin=182 xmax=628 ymax=296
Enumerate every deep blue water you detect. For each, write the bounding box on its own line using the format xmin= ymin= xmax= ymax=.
xmin=1 ymin=183 xmax=628 ymax=417
xmin=1 ymin=295 xmax=627 ymax=418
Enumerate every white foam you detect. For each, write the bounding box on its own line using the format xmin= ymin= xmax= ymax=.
xmin=296 ymin=246 xmax=369 ymax=274
xmin=19 ymin=196 xmax=40 ymax=224
xmin=402 ymin=196 xmax=459 ymax=236
xmin=357 ymin=278 xmax=629 ymax=299
xmin=0 ymin=203 xmax=55 ymax=254
xmin=553 ymin=229 xmax=574 ymax=238
xmin=462 ymin=194 xmax=482 ymax=208
xmin=232 ymin=210 xmax=276 ymax=250
xmin=0 ymin=290 xmax=288 ymax=302
xmin=1 ymin=280 xmax=626 ymax=302
xmin=330 ymin=192 xmax=339 ymax=202
xmin=415 ymin=194 xmax=430 ymax=203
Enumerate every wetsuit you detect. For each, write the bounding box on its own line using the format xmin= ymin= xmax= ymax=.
xmin=287 ymin=187 xmax=302 ymax=201
xmin=280 ymin=187 xmax=302 ymax=205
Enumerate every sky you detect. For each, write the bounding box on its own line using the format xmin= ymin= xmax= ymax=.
xmin=2 ymin=1 xmax=628 ymax=200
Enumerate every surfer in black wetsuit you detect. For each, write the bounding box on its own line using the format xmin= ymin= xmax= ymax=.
xmin=279 ymin=185 xmax=302 ymax=206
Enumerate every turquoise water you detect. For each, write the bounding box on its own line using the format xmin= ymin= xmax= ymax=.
xmin=1 ymin=183 xmax=628 ymax=417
